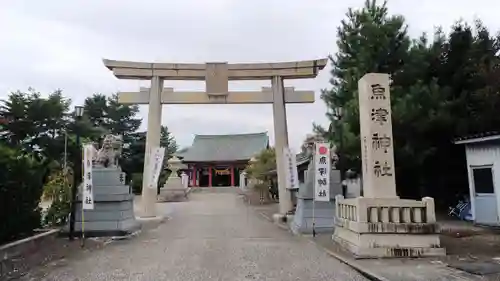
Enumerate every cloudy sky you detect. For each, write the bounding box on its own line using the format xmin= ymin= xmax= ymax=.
xmin=1 ymin=0 xmax=499 ymax=151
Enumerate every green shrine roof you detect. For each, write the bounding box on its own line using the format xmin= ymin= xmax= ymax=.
xmin=174 ymin=147 xmax=190 ymax=158
xmin=180 ymin=132 xmax=269 ymax=162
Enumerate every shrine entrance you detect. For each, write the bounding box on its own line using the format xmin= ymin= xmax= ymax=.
xmin=198 ymin=168 xmax=210 ymax=187
xmin=196 ymin=166 xmax=235 ymax=187
xmin=103 ymin=58 xmax=327 ymax=217
xmin=213 ymin=167 xmax=231 ymax=186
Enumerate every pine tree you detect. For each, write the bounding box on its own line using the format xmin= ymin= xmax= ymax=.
xmin=318 ymin=0 xmax=410 ymax=173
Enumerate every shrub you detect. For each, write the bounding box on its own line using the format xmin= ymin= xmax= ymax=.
xmin=245 ymin=148 xmax=276 ymax=182
xmin=0 ymin=144 xmax=46 ymax=244
xmin=131 ymin=173 xmax=143 ymax=194
xmin=158 ymin=170 xmax=171 ymax=194
xmin=42 ymin=169 xmax=72 ymax=227
xmin=131 ymin=170 xmax=171 ymax=195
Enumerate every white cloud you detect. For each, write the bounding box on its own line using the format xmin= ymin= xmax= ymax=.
xmin=1 ymin=0 xmax=499 ymax=151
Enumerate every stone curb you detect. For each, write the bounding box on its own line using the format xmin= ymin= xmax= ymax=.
xmin=0 ymin=228 xmax=60 ymax=253
xmin=137 ymin=215 xmax=169 ymax=231
xmin=310 ymin=240 xmax=390 ymax=281
xmin=256 ymin=209 xmax=388 ymax=281
xmin=258 ymin=212 xmax=289 ymax=231
xmin=258 ymin=212 xmax=271 ymax=221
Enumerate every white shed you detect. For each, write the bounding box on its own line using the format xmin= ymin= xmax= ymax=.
xmin=455 ymin=132 xmax=500 ymax=226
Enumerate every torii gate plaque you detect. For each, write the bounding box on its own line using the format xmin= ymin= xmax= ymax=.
xmin=103 ymin=59 xmax=327 ymax=218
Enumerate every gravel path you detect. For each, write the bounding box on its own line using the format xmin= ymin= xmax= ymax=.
xmin=27 ymin=192 xmax=368 ymax=281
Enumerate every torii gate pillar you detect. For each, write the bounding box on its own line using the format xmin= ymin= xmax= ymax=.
xmin=141 ymin=76 xmax=163 ymax=217
xmin=271 ymin=76 xmax=293 ymax=213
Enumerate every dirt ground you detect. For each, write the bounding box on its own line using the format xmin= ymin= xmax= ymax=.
xmin=439 ymin=223 xmax=500 ymax=262
xmin=249 ymin=201 xmax=500 ymax=261
xmin=1 ymin=236 xmax=104 ymax=281
xmin=239 ymin=189 xmax=278 ymax=206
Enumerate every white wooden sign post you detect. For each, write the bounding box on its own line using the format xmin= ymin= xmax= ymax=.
xmin=314 ymin=142 xmax=331 ymax=201
xmin=148 ymin=147 xmax=165 ymax=190
xmin=181 ymin=172 xmax=189 ymax=189
xmin=81 ymin=144 xmax=95 ymax=246
xmin=312 ymin=142 xmax=331 ymax=236
xmin=82 ymin=144 xmax=95 ymax=209
xmin=283 ymin=147 xmax=299 ymax=190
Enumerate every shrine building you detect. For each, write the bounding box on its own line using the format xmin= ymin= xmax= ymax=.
xmin=176 ymin=132 xmax=269 ymax=187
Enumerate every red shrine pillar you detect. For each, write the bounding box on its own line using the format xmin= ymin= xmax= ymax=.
xmin=208 ymin=166 xmax=213 ymax=187
xmin=192 ymin=165 xmax=197 ymax=187
xmin=230 ymin=165 xmax=235 ymax=187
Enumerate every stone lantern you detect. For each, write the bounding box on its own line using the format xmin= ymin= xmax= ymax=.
xmin=158 ymin=156 xmax=188 ymax=202
xmin=167 ymin=156 xmax=182 ymax=179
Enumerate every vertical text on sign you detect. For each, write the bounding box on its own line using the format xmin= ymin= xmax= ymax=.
xmin=283 ymin=147 xmax=299 ymax=189
xmin=368 ymin=81 xmax=394 ymax=180
xmin=314 ymin=142 xmax=330 ymax=201
xmin=82 ymin=144 xmax=94 ymax=210
xmin=148 ymin=147 xmax=165 ymax=189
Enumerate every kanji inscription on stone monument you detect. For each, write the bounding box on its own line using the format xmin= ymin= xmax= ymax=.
xmin=358 ymin=73 xmax=397 ymax=198
xmin=371 ymin=133 xmax=391 ymax=153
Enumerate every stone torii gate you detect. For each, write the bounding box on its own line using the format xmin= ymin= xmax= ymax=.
xmin=103 ymin=59 xmax=327 ymax=218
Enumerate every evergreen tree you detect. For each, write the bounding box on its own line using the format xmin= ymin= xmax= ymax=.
xmin=83 ymin=93 xmax=141 ymax=137
xmin=120 ymin=125 xmax=178 ymax=183
xmin=318 ymin=0 xmax=410 ymax=177
xmin=105 ymin=93 xmax=141 ymax=136
xmin=318 ymin=1 xmax=500 ymax=207
xmin=0 ymin=88 xmax=71 ymax=160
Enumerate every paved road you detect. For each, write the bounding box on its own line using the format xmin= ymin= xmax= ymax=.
xmin=31 ymin=192 xmax=368 ymax=281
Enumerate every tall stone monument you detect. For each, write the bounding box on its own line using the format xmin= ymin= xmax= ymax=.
xmin=290 ymin=134 xmax=343 ymax=234
xmin=64 ymin=135 xmax=140 ymax=237
xmin=332 ymin=73 xmax=445 ymax=258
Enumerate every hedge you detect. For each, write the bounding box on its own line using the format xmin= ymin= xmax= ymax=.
xmin=0 ymin=145 xmax=46 ymax=244
xmin=130 ymin=170 xmax=171 ymax=195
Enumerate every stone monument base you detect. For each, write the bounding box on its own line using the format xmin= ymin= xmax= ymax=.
xmin=291 ymin=199 xmax=336 ymax=234
xmin=291 ymin=169 xmax=341 ymax=235
xmin=332 ymin=195 xmax=446 ymax=258
xmin=65 ymin=199 xmax=141 ymax=237
xmin=63 ymin=168 xmax=140 ymax=237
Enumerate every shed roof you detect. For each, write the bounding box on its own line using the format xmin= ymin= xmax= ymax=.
xmin=453 ymin=131 xmax=500 ymax=145
xmin=264 ymin=153 xmax=310 ymax=176
xmin=296 ymin=153 xmax=310 ymax=166
xmin=181 ymin=132 xmax=269 ymax=162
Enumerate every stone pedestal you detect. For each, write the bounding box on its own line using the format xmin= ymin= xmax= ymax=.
xmin=290 ymin=167 xmax=341 ymax=234
xmin=158 ymin=156 xmax=190 ymax=202
xmin=333 ymin=195 xmax=445 ymax=258
xmin=332 ymin=73 xmax=444 ymax=258
xmin=158 ymin=175 xmax=188 ymax=201
xmin=63 ymin=167 xmax=140 ymax=237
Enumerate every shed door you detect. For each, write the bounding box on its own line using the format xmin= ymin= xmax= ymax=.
xmin=471 ymin=166 xmax=499 ymax=225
